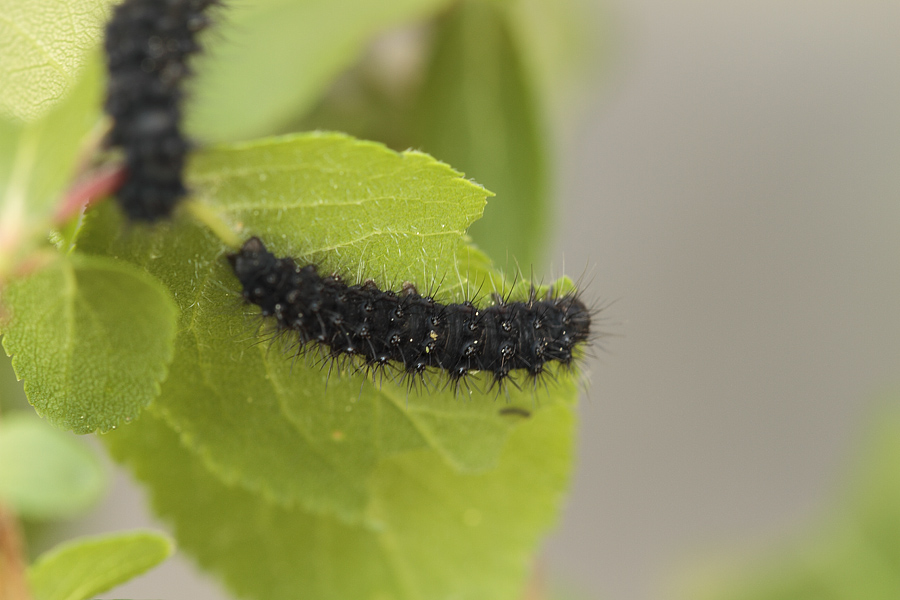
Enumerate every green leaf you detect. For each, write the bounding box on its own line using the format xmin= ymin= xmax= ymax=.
xmin=0 ymin=352 xmax=28 ymax=412
xmin=500 ymin=0 xmax=601 ymax=113
xmin=188 ymin=132 xmax=489 ymax=283
xmin=0 ymin=51 xmax=104 ymax=234
xmin=0 ymin=412 xmax=105 ymax=519
xmin=847 ymin=399 xmax=900 ymax=571
xmin=77 ymin=133 xmax=577 ymax=521
xmin=679 ymin=525 xmax=900 ymax=600
xmin=105 ymin=403 xmax=574 ymax=600
xmin=414 ymin=1 xmax=548 ymax=266
xmin=1 ymin=253 xmax=179 ymax=434
xmin=0 ymin=0 xmax=109 ymax=122
xmin=187 ymin=0 xmax=454 ymax=143
xmin=292 ymin=68 xmax=419 ymax=152
xmin=27 ymin=530 xmax=173 ymax=600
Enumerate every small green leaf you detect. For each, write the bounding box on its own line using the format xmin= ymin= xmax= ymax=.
xmin=0 ymin=412 xmax=105 ymax=519
xmin=75 ymin=132 xmax=579 ymax=522
xmin=0 ymin=51 xmax=104 ymax=230
xmin=414 ymin=1 xmax=548 ymax=266
xmin=187 ymin=0 xmax=454 ymax=142
xmin=27 ymin=530 xmax=173 ymax=600
xmin=0 ymin=353 xmax=28 ymax=412
xmin=0 ymin=0 xmax=109 ymax=121
xmin=105 ymin=404 xmax=574 ymax=600
xmin=847 ymin=399 xmax=900 ymax=571
xmin=1 ymin=253 xmax=179 ymax=434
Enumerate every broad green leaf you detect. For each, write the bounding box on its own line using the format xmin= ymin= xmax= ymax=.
xmin=0 ymin=0 xmax=109 ymax=121
xmin=0 ymin=52 xmax=104 ymax=237
xmin=75 ymin=132 xmax=581 ymax=522
xmin=187 ymin=0 xmax=454 ymax=143
xmin=1 ymin=253 xmax=179 ymax=434
xmin=105 ymin=402 xmax=574 ymax=600
xmin=28 ymin=530 xmax=173 ymax=600
xmin=414 ymin=1 xmax=548 ymax=266
xmin=0 ymin=412 xmax=105 ymax=519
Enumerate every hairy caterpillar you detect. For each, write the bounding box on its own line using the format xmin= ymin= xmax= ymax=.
xmin=100 ymin=2 xmax=596 ymax=392
xmin=228 ymin=237 xmax=592 ymax=389
xmin=103 ymin=0 xmax=218 ymax=221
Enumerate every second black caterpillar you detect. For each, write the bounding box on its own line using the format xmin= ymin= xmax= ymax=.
xmin=104 ymin=0 xmax=218 ymax=221
xmin=229 ymin=238 xmax=592 ymax=386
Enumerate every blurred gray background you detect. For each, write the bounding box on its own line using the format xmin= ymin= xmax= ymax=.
xmin=83 ymin=1 xmax=900 ymax=598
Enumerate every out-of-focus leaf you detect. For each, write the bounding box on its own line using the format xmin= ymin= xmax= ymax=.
xmin=293 ymin=65 xmax=421 ymax=153
xmin=0 ymin=0 xmax=108 ymax=121
xmin=679 ymin=524 xmax=900 ymax=600
xmin=414 ymin=1 xmax=548 ymax=266
xmin=844 ymin=401 xmax=900 ymax=577
xmin=500 ymin=0 xmax=601 ymax=113
xmin=677 ymin=395 xmax=900 ymax=600
xmin=28 ymin=531 xmax=173 ymax=600
xmin=0 ymin=52 xmax=103 ymax=235
xmin=187 ymin=0 xmax=454 ymax=143
xmin=0 ymin=413 xmax=105 ymax=519
xmin=1 ymin=253 xmax=178 ymax=433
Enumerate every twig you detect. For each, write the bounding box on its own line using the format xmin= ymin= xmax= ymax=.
xmin=53 ymin=164 xmax=127 ymax=225
xmin=0 ymin=503 xmax=31 ymax=600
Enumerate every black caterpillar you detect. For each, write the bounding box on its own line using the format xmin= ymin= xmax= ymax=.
xmin=103 ymin=0 xmax=218 ymax=221
xmin=228 ymin=237 xmax=592 ymax=388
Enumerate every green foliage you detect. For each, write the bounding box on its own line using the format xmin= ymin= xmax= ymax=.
xmin=0 ymin=53 xmax=103 ymax=235
xmin=678 ymin=395 xmax=900 ymax=600
xmin=186 ymin=132 xmax=488 ymax=283
xmin=414 ymin=1 xmax=548 ymax=266
xmin=296 ymin=0 xmax=574 ymax=266
xmin=500 ymin=0 xmax=599 ymax=113
xmin=27 ymin=531 xmax=173 ymax=600
xmin=0 ymin=0 xmax=108 ymax=122
xmin=0 ymin=352 xmax=28 ymax=412
xmin=76 ymin=134 xmax=546 ymax=516
xmin=188 ymin=0 xmax=455 ymax=142
xmin=106 ymin=404 xmax=573 ymax=600
xmin=850 ymin=398 xmax=900 ymax=572
xmin=0 ymin=412 xmax=105 ymax=519
xmin=2 ymin=253 xmax=178 ymax=433
xmin=0 ymin=0 xmax=592 ymax=598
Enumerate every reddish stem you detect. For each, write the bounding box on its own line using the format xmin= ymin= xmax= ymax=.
xmin=53 ymin=164 xmax=127 ymax=225
xmin=0 ymin=504 xmax=30 ymax=600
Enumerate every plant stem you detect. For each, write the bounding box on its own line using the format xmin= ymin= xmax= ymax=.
xmin=185 ymin=200 xmax=242 ymax=249
xmin=53 ymin=164 xmax=128 ymax=226
xmin=0 ymin=504 xmax=30 ymax=600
